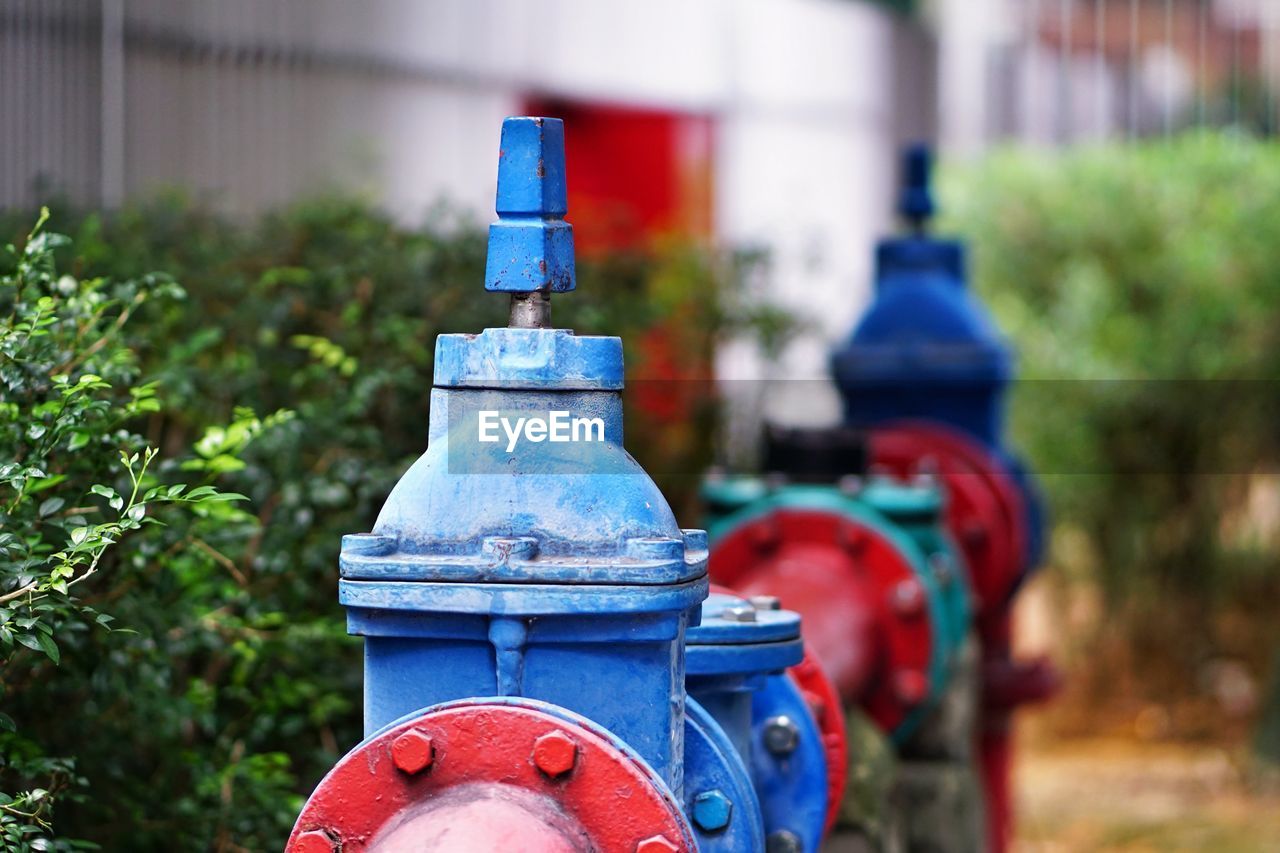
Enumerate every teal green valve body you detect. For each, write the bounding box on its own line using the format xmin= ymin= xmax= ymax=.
xmin=704 ymin=470 xmax=967 ymax=745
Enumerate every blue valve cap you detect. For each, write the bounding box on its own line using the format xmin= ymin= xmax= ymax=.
xmin=898 ymin=143 xmax=936 ymax=227
xmin=484 ymin=117 xmax=576 ymax=293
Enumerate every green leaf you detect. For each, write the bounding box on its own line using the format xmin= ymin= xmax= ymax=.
xmin=36 ymin=632 xmax=59 ymax=664
xmin=16 ymin=633 xmax=43 ymax=654
xmin=38 ymin=496 xmax=65 ymax=517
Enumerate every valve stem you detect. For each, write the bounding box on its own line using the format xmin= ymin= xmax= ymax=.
xmin=509 ymin=291 xmax=552 ymax=329
xmin=898 ymin=143 xmax=936 ymax=236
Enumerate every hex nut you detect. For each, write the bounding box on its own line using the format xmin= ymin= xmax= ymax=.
xmin=749 ymin=594 xmax=781 ymax=611
xmin=762 ymin=715 xmax=800 ymax=756
xmin=837 ymin=474 xmax=865 ymax=496
xmin=801 ymin=688 xmax=827 ymax=724
xmin=750 ymin=520 xmax=780 ymax=551
xmin=532 ymin=730 xmax=578 ymax=777
xmin=766 ymin=829 xmax=803 ymax=853
xmin=962 ymin=520 xmax=988 ymax=547
xmin=930 ymin=553 xmax=953 ymax=585
xmin=840 ymin=525 xmax=868 ymax=554
xmin=691 ymin=789 xmax=733 ymax=832
xmin=391 ymin=730 xmax=434 ymax=775
xmin=294 ymin=829 xmax=339 ymax=853
xmin=893 ymin=669 xmax=929 ymax=705
xmin=390 ymin=730 xmax=434 ymax=775
xmin=636 ymin=836 xmax=679 ymax=853
xmin=721 ymin=604 xmax=758 ymax=623
xmin=890 ymin=579 xmax=925 ymax=617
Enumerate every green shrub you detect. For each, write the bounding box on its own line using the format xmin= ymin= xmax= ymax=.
xmin=946 ymin=134 xmax=1280 ymax=696
xmin=0 ymin=211 xmax=259 ymax=850
xmin=0 ymin=196 xmax=789 ymax=849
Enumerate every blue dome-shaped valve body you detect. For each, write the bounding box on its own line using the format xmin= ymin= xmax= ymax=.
xmin=833 ymin=142 xmax=1047 ymax=572
xmin=339 ymin=117 xmax=708 ymax=797
xmin=834 ymin=143 xmax=1011 ymax=449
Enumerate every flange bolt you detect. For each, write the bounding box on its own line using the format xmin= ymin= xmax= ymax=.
xmin=891 ymin=579 xmax=925 ymax=617
xmin=294 ymin=830 xmax=340 ymax=853
xmin=766 ymin=829 xmax=803 ymax=853
xmin=722 ymin=604 xmax=758 ymax=623
xmin=390 ymin=730 xmax=434 ymax=775
xmin=762 ymin=715 xmax=800 ymax=756
xmin=532 ymin=730 xmax=579 ymax=778
xmin=691 ymin=790 xmax=733 ymax=833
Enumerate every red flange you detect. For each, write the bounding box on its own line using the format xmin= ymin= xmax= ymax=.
xmin=710 ymin=509 xmax=936 ymax=734
xmin=869 ymin=423 xmax=1055 ymax=853
xmin=788 ymin=649 xmax=849 ymax=834
xmin=288 ymin=699 xmax=694 ymax=853
xmin=869 ymin=422 xmax=1028 ymax=633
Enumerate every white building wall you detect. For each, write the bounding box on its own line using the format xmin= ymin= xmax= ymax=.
xmin=4 ymin=0 xmax=906 ymax=400
xmin=716 ymin=0 xmax=896 ymax=429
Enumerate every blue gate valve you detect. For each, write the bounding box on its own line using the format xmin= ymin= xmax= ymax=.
xmin=336 ymin=116 xmax=709 ymax=796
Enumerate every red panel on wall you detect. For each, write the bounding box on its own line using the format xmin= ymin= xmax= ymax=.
xmin=522 ymin=98 xmax=714 ymax=254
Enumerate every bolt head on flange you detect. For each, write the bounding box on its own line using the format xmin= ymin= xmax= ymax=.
xmin=762 ymin=715 xmax=800 ymax=756
xmin=930 ymin=552 xmax=953 ymax=585
xmin=766 ymin=829 xmax=803 ymax=853
xmin=890 ymin=578 xmax=925 ymax=617
xmin=532 ymin=730 xmax=578 ymax=777
xmin=749 ymin=594 xmax=781 ymax=611
xmin=390 ymin=729 xmax=434 ymax=775
xmin=893 ymin=669 xmax=929 ymax=705
xmin=691 ymin=789 xmax=733 ymax=832
xmin=721 ymin=604 xmax=758 ymax=623
xmin=637 ymin=836 xmax=680 ymax=853
xmin=840 ymin=524 xmax=868 ymax=554
xmin=294 ymin=830 xmax=339 ymax=853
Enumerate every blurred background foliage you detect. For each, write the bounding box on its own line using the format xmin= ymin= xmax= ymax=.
xmin=945 ymin=134 xmax=1280 ymax=740
xmin=0 ymin=198 xmax=791 ymax=850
